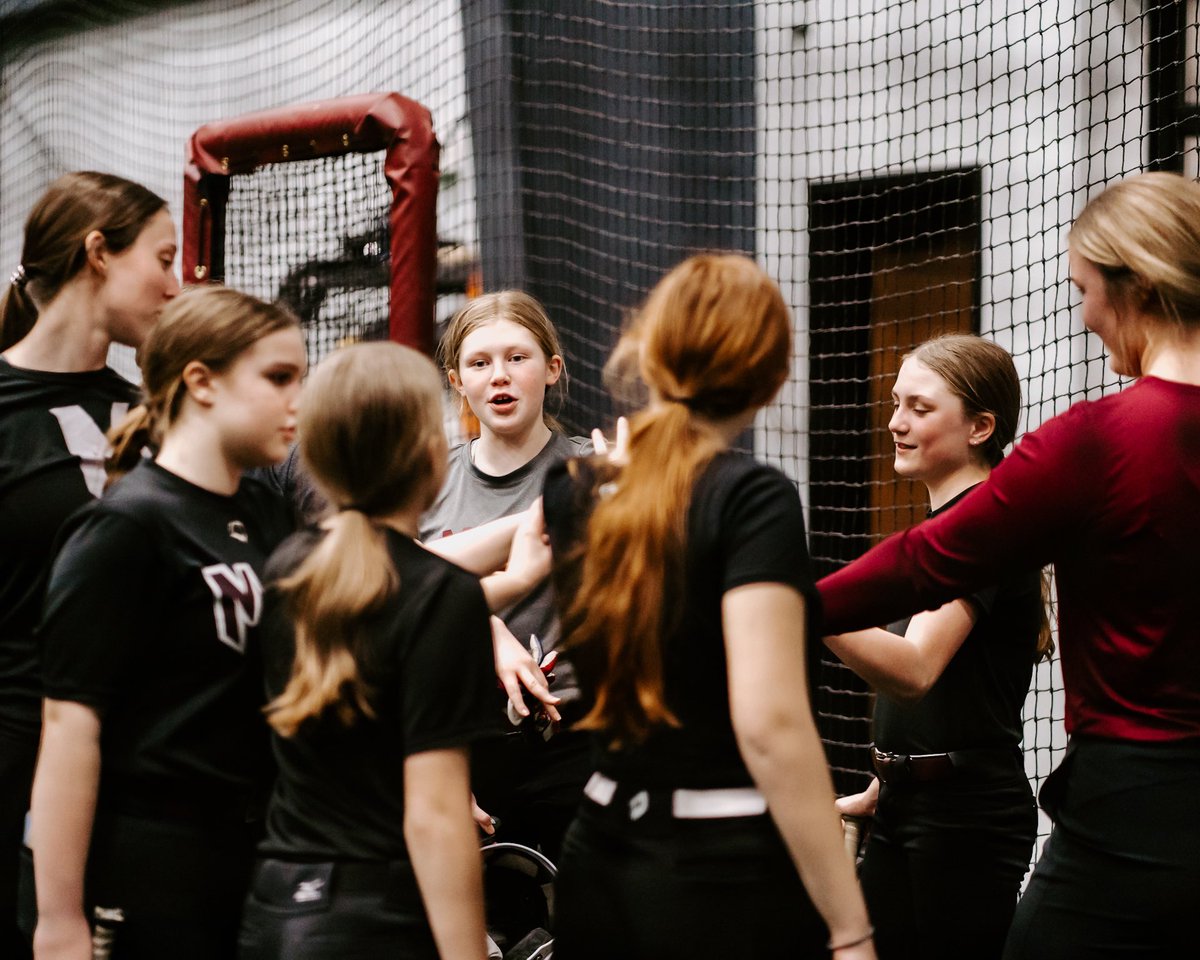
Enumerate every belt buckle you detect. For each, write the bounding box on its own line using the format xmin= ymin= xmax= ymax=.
xmin=873 ymin=749 xmax=911 ymax=785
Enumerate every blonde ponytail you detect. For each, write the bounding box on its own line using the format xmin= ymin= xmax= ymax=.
xmin=264 ymin=342 xmax=446 ymax=736
xmin=266 ymin=510 xmax=396 ymax=736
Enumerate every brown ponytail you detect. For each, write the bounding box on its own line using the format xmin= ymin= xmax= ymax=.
xmin=0 ymin=279 xmax=38 ymax=353
xmin=1036 ymin=568 xmax=1056 ymax=663
xmin=105 ymin=405 xmax=155 ymax=488
xmin=564 ymin=254 xmax=792 ymax=744
xmin=265 ymin=343 xmax=446 ymax=736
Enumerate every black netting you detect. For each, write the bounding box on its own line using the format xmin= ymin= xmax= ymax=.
xmin=225 ymin=152 xmax=392 ymax=365
xmin=6 ymin=0 xmax=1198 ymax=866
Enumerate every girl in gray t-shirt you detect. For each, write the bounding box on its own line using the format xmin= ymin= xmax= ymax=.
xmin=421 ymin=291 xmax=592 ymax=861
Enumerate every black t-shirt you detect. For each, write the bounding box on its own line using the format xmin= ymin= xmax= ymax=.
xmin=258 ymin=527 xmax=496 ymax=862
xmin=0 ymin=357 xmax=140 ymax=736
xmin=873 ymin=485 xmax=1041 ymax=756
xmin=544 ymin=451 xmax=821 ymax=790
xmin=39 ymin=460 xmax=293 ymax=816
xmin=259 ymin=444 xmax=328 ymax=528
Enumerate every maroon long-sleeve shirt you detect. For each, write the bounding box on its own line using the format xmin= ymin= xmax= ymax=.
xmin=818 ymin=376 xmax=1200 ymax=742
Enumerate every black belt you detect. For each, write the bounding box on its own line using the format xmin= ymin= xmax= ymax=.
xmin=871 ymin=745 xmax=1023 ymax=785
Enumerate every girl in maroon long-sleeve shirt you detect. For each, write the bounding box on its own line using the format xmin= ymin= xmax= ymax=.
xmin=819 ymin=172 xmax=1200 ymax=960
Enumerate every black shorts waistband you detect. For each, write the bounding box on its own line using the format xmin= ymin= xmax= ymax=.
xmin=251 ymin=857 xmax=419 ymax=905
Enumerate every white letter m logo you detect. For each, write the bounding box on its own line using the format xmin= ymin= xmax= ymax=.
xmin=201 ymin=562 xmax=263 ymax=654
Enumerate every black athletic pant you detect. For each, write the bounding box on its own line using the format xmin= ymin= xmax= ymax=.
xmin=0 ymin=726 xmax=37 ymax=960
xmin=238 ymin=858 xmax=438 ymax=960
xmin=859 ymin=774 xmax=1036 ymax=960
xmin=471 ymin=725 xmax=592 ymax=863
xmin=553 ymin=789 xmax=827 ymax=960
xmin=83 ymin=811 xmax=260 ymax=960
xmin=1003 ymin=737 xmax=1200 ymax=960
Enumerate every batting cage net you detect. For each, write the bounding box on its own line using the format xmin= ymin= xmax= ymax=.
xmin=5 ymin=0 xmax=1197 ymax=861
xmin=224 ymin=152 xmax=393 ymax=363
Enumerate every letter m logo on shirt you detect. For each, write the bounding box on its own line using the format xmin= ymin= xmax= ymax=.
xmin=201 ymin=562 xmax=263 ymax=654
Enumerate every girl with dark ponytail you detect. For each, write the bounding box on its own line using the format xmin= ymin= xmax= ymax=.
xmin=543 ymin=254 xmax=876 ymax=959
xmin=0 ymin=172 xmax=175 ymax=959
xmin=31 ymin=285 xmax=303 ymax=960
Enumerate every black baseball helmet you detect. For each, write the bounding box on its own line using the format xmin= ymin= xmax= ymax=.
xmin=482 ymin=842 xmax=556 ymax=960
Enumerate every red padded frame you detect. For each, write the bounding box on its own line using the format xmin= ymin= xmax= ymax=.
xmin=183 ymin=92 xmax=439 ymax=354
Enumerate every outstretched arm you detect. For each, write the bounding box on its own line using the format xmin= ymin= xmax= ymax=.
xmin=819 ymin=404 xmax=1094 ymax=634
xmin=725 ymin=584 xmax=876 ymax=960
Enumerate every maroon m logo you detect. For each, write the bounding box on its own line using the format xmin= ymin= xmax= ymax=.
xmin=201 ymin=562 xmax=263 ymax=654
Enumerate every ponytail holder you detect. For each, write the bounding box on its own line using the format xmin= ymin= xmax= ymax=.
xmin=340 ymin=502 xmax=368 ymax=514
xmin=662 ymin=392 xmax=696 ymax=409
xmin=9 ymin=265 xmax=26 ymax=288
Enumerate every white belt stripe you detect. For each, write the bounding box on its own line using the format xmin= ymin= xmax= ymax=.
xmin=672 ymin=787 xmax=767 ymax=819
xmin=583 ymin=772 xmax=767 ymax=819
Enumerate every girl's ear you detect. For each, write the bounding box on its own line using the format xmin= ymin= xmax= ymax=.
xmin=447 ymin=369 xmax=466 ymax=396
xmin=545 ymin=353 xmax=563 ymax=386
xmin=84 ymin=230 xmax=108 ymax=277
xmin=180 ymin=360 xmax=217 ymax=408
xmin=968 ymin=411 xmax=996 ymax=450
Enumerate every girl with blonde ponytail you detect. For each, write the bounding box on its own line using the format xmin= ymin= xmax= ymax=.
xmin=543 ymin=254 xmax=875 ymax=960
xmin=31 ymin=285 xmax=303 ymax=960
xmin=241 ymin=342 xmax=530 ymax=960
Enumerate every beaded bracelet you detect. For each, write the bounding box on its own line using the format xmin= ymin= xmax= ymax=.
xmin=828 ymin=926 xmax=874 ymax=951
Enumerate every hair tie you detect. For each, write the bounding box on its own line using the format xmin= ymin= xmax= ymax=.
xmin=340 ymin=502 xmax=369 ymax=514
xmin=662 ymin=392 xmax=696 ymax=409
xmin=9 ymin=265 xmax=27 ymax=288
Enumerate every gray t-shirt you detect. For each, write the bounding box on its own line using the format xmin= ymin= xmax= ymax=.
xmin=420 ymin=432 xmax=591 ymax=700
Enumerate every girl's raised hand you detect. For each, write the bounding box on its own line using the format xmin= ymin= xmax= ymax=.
xmin=590 ymin=416 xmax=630 ymax=465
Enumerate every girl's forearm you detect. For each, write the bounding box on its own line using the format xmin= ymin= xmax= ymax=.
xmin=31 ymin=700 xmax=102 ymax=921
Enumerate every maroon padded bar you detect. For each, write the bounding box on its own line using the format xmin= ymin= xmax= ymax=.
xmin=183 ymin=92 xmax=439 ymax=354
